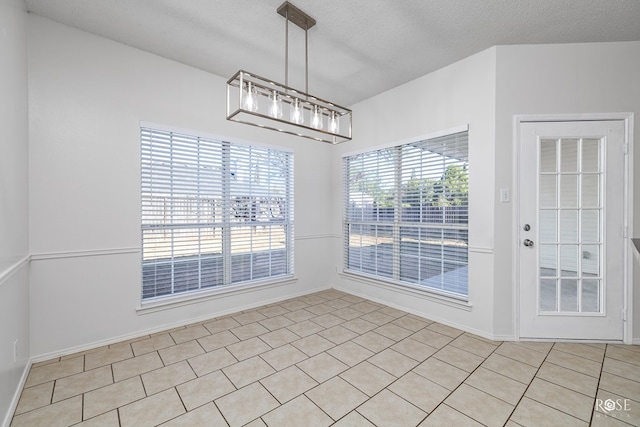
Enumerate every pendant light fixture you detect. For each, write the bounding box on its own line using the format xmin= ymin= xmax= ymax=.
xmin=226 ymin=1 xmax=352 ymax=144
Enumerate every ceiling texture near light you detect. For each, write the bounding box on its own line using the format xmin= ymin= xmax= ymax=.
xmin=24 ymin=0 xmax=640 ymax=107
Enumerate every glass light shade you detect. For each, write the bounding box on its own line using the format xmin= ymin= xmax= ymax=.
xmin=290 ymin=98 xmax=304 ymax=124
xmin=329 ymin=111 xmax=339 ymax=134
xmin=243 ymin=82 xmax=258 ymax=112
xmin=268 ymin=90 xmax=283 ymax=119
xmin=311 ymin=105 xmax=323 ymax=129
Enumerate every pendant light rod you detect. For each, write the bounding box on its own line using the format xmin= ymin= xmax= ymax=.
xmin=305 ymin=24 xmax=308 ymax=93
xmin=284 ymin=7 xmax=288 ymax=86
xmin=278 ymin=2 xmax=315 ymax=92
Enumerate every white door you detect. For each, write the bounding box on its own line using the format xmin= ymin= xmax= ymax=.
xmin=519 ymin=120 xmax=626 ymax=340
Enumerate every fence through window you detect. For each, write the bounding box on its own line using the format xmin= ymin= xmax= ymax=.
xmin=343 ymin=130 xmax=469 ymax=298
xmin=141 ymin=127 xmax=294 ymax=300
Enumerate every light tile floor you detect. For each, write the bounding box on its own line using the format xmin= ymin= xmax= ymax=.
xmin=11 ymin=290 xmax=640 ymax=427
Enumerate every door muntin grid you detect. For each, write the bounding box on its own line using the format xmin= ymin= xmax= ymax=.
xmin=538 ymin=137 xmax=603 ymax=314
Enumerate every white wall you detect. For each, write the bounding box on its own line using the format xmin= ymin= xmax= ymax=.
xmin=331 ymin=48 xmax=500 ymax=339
xmin=0 ymin=0 xmax=30 ymax=424
xmin=332 ymin=41 xmax=640 ymax=342
xmin=24 ymin=15 xmax=640 ymax=362
xmin=494 ymin=42 xmax=640 ymax=340
xmin=28 ymin=15 xmax=335 ymax=357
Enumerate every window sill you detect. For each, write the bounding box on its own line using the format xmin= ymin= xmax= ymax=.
xmin=338 ymin=271 xmax=472 ymax=311
xmin=137 ymin=275 xmax=298 ymax=315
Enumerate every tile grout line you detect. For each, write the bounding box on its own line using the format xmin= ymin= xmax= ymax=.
xmin=551 ymin=344 xmax=606 ymax=364
xmin=347 ymin=316 xmax=480 ymax=424
xmin=116 ymin=404 xmax=122 ymax=427
xmin=587 ymin=345 xmax=640 ymax=427
xmin=416 ymin=337 xmax=505 ymax=425
xmin=172 ymin=385 xmax=189 ymax=424
xmin=110 ymin=360 xmax=115 ymax=385
xmin=20 ymin=304 xmax=420 ymax=424
xmin=50 ymin=380 xmax=56 ymax=406
xmin=212 ymin=399 xmax=230 ymax=427
xmin=245 ymin=310 xmax=339 ymax=423
xmin=257 ymin=369 xmax=289 ymax=425
xmin=588 ymin=343 xmax=607 ymax=426
xmin=270 ymin=380 xmax=332 ymax=426
xmin=506 ymin=342 xmax=598 ymax=425
xmin=139 ymin=370 xmax=149 ymax=397
xmin=333 ymin=353 xmax=419 ymax=426
xmin=338 ymin=326 xmax=472 ymax=426
xmin=257 ymin=315 xmax=416 ymax=425
xmin=12 ymin=293 xmax=637 ymax=427
xmin=492 ymin=342 xmax=551 ymax=426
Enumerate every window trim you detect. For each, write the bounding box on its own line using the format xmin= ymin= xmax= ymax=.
xmin=141 ymin=122 xmax=294 ymax=156
xmin=341 ymin=125 xmax=469 ymax=158
xmin=337 ymin=271 xmax=472 ymax=311
xmin=139 ymin=122 xmax=294 ymax=305
xmin=137 ymin=275 xmax=298 ymax=314
xmin=342 ymin=125 xmax=470 ymax=300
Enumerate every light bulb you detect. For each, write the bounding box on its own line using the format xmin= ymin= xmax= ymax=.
xmin=329 ymin=111 xmax=339 ymax=133
xmin=311 ymin=105 xmax=323 ymax=129
xmin=243 ymin=82 xmax=258 ymax=112
xmin=268 ymin=90 xmax=283 ymax=119
xmin=291 ymin=98 xmax=304 ymax=124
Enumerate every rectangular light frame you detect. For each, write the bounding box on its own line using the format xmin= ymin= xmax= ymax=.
xmin=226 ymin=70 xmax=352 ymax=144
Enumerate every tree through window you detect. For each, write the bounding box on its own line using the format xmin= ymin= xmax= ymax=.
xmin=343 ymin=130 xmax=468 ymax=298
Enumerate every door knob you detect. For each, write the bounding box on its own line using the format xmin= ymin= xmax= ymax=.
xmin=523 ymin=239 xmax=534 ymax=247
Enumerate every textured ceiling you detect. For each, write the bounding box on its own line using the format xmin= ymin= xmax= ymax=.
xmin=24 ymin=0 xmax=640 ymax=106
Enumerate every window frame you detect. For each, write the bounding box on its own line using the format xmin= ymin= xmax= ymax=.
xmin=342 ymin=126 xmax=469 ymax=301
xmin=140 ymin=124 xmax=294 ymax=307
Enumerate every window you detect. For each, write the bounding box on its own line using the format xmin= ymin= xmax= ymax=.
xmin=343 ymin=130 xmax=468 ymax=298
xmin=141 ymin=127 xmax=294 ymax=300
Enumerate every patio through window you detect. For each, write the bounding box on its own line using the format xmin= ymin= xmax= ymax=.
xmin=343 ymin=130 xmax=469 ymax=298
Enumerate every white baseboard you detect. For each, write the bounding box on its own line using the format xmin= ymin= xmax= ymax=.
xmin=332 ymin=284 xmax=513 ymax=343
xmin=2 ymin=359 xmax=32 ymax=427
xmin=31 ymin=285 xmax=331 ymax=363
xmin=336 ymin=272 xmax=472 ymax=311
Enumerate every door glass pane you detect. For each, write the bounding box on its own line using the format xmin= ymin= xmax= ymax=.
xmin=582 ymin=279 xmax=600 ymax=312
xmin=559 ymin=210 xmax=578 ymax=243
xmin=561 ymin=139 xmax=579 ymax=172
xmin=536 ymin=132 xmax=604 ymax=316
xmin=582 ymin=139 xmax=600 ymax=173
xmin=560 ymin=175 xmax=578 ymax=207
xmin=539 ymin=245 xmax=557 ymax=276
xmin=560 ymin=279 xmax=578 ymax=312
xmin=540 ymin=139 xmax=557 ymax=172
xmin=581 ymin=244 xmax=600 ymax=277
xmin=581 ymin=210 xmax=599 ymax=243
xmin=539 ymin=279 xmax=557 ymax=312
xmin=539 ymin=210 xmax=557 ymax=243
xmin=582 ymin=175 xmax=600 ymax=207
xmin=560 ymin=245 xmax=578 ymax=276
xmin=540 ymin=175 xmax=557 ymax=208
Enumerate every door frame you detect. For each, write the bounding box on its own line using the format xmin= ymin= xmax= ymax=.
xmin=513 ymin=113 xmax=634 ymax=343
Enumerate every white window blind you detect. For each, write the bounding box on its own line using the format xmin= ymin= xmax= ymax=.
xmin=344 ymin=130 xmax=469 ymax=298
xmin=141 ymin=127 xmax=294 ymax=300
